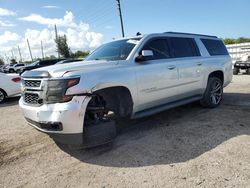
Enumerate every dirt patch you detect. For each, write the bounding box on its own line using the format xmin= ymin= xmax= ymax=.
xmin=0 ymin=76 xmax=250 ymax=187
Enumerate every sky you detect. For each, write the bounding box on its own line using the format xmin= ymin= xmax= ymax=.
xmin=0 ymin=0 xmax=250 ymax=62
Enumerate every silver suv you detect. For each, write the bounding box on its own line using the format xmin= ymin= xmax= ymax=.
xmin=19 ymin=32 xmax=233 ymax=148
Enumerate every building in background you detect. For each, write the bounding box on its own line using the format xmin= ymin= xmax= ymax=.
xmin=226 ymin=43 xmax=250 ymax=63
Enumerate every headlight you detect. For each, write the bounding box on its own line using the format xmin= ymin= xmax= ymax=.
xmin=45 ymin=77 xmax=80 ymax=104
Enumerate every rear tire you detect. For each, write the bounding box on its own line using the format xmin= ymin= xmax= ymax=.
xmin=200 ymin=77 xmax=223 ymax=108
xmin=247 ymin=68 xmax=250 ymax=75
xmin=9 ymin=69 xmax=14 ymax=73
xmin=0 ymin=89 xmax=6 ymax=103
xmin=233 ymin=67 xmax=239 ymax=75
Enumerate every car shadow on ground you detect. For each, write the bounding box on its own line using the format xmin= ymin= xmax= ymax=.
xmin=58 ymin=93 xmax=250 ymax=168
xmin=0 ymin=96 xmax=20 ymax=107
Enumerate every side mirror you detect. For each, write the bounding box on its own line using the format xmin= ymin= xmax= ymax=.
xmin=135 ymin=50 xmax=153 ymax=62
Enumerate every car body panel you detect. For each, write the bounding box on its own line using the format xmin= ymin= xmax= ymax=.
xmin=0 ymin=73 xmax=21 ymax=97
xmin=19 ymin=32 xmax=233 ymax=140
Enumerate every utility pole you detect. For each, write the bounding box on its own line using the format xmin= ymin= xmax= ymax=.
xmin=54 ymin=24 xmax=60 ymax=58
xmin=11 ymin=50 xmax=14 ymax=59
xmin=5 ymin=53 xmax=9 ymax=64
xmin=27 ymin=39 xmax=33 ymax=62
xmin=116 ymin=0 xmax=125 ymax=38
xmin=41 ymin=40 xmax=45 ymax=60
xmin=18 ymin=45 xmax=23 ymax=63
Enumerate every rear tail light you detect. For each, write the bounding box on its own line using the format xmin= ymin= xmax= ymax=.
xmin=12 ymin=77 xmax=21 ymax=83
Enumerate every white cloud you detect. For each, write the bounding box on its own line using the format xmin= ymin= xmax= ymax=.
xmin=0 ymin=7 xmax=16 ymax=16
xmin=0 ymin=20 xmax=15 ymax=27
xmin=0 ymin=11 xmax=103 ymax=62
xmin=43 ymin=5 xmax=60 ymax=9
xmin=0 ymin=31 xmax=20 ymax=45
xmin=19 ymin=11 xmax=77 ymax=28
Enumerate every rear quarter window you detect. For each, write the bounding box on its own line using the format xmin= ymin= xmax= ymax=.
xmin=201 ymin=39 xmax=229 ymax=56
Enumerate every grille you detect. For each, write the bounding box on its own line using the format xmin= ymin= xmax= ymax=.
xmin=24 ymin=93 xmax=41 ymax=105
xmin=24 ymin=80 xmax=41 ymax=88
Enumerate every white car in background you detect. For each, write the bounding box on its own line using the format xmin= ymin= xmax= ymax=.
xmin=0 ymin=72 xmax=21 ymax=103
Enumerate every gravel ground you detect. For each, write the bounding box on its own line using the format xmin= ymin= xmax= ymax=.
xmin=0 ymin=75 xmax=250 ymax=188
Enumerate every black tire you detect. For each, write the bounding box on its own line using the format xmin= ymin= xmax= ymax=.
xmin=82 ymin=120 xmax=117 ymax=148
xmin=9 ymin=69 xmax=14 ymax=73
xmin=233 ymin=67 xmax=239 ymax=75
xmin=0 ymin=89 xmax=6 ymax=103
xmin=200 ymin=77 xmax=223 ymax=108
xmin=247 ymin=68 xmax=250 ymax=75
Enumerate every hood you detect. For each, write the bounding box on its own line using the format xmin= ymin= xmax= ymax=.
xmin=33 ymin=60 xmax=119 ymax=78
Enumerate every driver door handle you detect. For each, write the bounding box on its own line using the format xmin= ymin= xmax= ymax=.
xmin=197 ymin=62 xmax=203 ymax=66
xmin=167 ymin=65 xmax=176 ymax=70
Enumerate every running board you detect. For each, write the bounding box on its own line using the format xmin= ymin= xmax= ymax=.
xmin=132 ymin=95 xmax=202 ymax=119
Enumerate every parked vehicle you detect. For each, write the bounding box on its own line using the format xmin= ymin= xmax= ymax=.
xmin=2 ymin=64 xmax=11 ymax=73
xmin=55 ymin=59 xmax=83 ymax=65
xmin=0 ymin=65 xmax=4 ymax=72
xmin=0 ymin=72 xmax=21 ymax=103
xmin=17 ymin=59 xmax=65 ymax=74
xmin=19 ymin=32 xmax=233 ymax=148
xmin=233 ymin=54 xmax=250 ymax=75
xmin=8 ymin=64 xmax=25 ymax=73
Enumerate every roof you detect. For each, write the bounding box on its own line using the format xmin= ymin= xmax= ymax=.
xmin=164 ymin=32 xmax=218 ymax=39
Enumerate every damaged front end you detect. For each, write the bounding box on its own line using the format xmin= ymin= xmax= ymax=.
xmin=19 ymin=70 xmax=117 ymax=148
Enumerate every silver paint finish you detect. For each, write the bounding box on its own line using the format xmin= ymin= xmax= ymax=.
xmin=19 ymin=32 xmax=233 ymax=135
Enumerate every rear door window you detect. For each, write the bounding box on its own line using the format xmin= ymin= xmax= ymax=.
xmin=201 ymin=39 xmax=229 ymax=56
xmin=170 ymin=37 xmax=200 ymax=58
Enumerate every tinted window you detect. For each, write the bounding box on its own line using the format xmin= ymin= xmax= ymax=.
xmin=170 ymin=37 xmax=200 ymax=58
xmin=39 ymin=60 xmax=54 ymax=66
xmin=201 ymin=39 xmax=229 ymax=56
xmin=142 ymin=39 xmax=171 ymax=60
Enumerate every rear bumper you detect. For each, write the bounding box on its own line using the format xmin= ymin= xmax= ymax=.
xmin=19 ymin=96 xmax=91 ymax=135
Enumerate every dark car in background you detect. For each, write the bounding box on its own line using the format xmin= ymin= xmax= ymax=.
xmin=17 ymin=59 xmax=65 ymax=74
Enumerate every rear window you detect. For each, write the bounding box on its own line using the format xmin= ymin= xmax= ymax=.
xmin=170 ymin=37 xmax=200 ymax=58
xmin=201 ymin=39 xmax=229 ymax=56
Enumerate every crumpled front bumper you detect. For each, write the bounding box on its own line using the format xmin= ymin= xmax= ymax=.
xmin=19 ymin=96 xmax=91 ymax=144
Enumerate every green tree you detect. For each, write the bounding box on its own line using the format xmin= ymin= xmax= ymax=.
xmin=224 ymin=38 xmax=236 ymax=45
xmin=236 ymin=37 xmax=250 ymax=44
xmin=224 ymin=37 xmax=250 ymax=45
xmin=0 ymin=58 xmax=4 ymax=65
xmin=70 ymin=50 xmax=89 ymax=58
xmin=55 ymin=34 xmax=70 ymax=58
xmin=10 ymin=59 xmax=17 ymax=65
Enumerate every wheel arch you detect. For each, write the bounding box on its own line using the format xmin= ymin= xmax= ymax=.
xmin=89 ymin=85 xmax=134 ymax=118
xmin=0 ymin=88 xmax=7 ymax=97
xmin=208 ymin=70 xmax=224 ymax=84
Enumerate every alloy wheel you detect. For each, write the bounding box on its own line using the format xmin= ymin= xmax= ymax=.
xmin=210 ymin=81 xmax=222 ymax=105
xmin=0 ymin=90 xmax=5 ymax=103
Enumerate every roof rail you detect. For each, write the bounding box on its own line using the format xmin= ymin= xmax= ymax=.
xmin=165 ymin=32 xmax=218 ymax=39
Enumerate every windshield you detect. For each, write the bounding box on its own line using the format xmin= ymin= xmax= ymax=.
xmin=85 ymin=38 xmax=141 ymax=61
